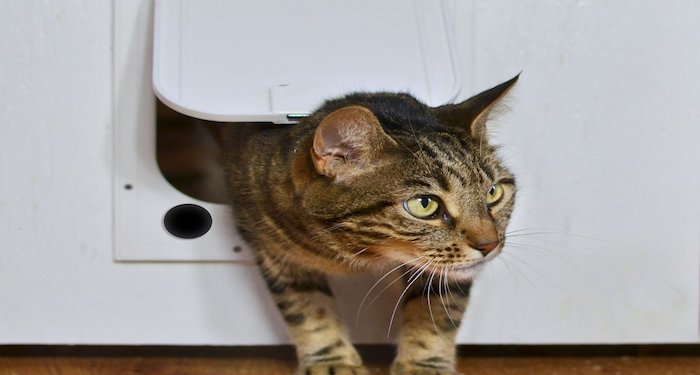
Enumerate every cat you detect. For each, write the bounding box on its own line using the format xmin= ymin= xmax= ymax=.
xmin=221 ymin=75 xmax=519 ymax=375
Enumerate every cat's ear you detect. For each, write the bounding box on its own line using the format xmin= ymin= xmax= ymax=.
xmin=432 ymin=74 xmax=519 ymax=141
xmin=311 ymin=105 xmax=396 ymax=180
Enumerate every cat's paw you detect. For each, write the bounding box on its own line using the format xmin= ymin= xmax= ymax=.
xmin=296 ymin=363 xmax=369 ymax=375
xmin=390 ymin=362 xmax=457 ymax=375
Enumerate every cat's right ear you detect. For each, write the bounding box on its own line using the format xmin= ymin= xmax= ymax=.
xmin=311 ymin=105 xmax=396 ymax=181
xmin=432 ymin=74 xmax=519 ymax=141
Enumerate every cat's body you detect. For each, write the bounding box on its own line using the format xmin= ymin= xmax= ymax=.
xmin=222 ymin=76 xmax=518 ymax=375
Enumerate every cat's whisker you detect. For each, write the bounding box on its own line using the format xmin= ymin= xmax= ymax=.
xmin=362 ymin=262 xmax=418 ymax=311
xmin=505 ymin=235 xmax=571 ymax=252
xmin=386 ymin=260 xmax=433 ymax=336
xmin=505 ymin=233 xmax=608 ymax=263
xmin=497 ymin=255 xmax=549 ymax=302
xmin=506 ymin=227 xmax=609 ymax=243
xmin=387 ymin=259 xmax=434 ymax=338
xmin=356 ymin=257 xmax=422 ymax=326
xmin=353 ymin=246 xmax=372 ymax=256
xmin=437 ymin=266 xmax=446 ymax=315
xmin=504 ymin=242 xmax=598 ymax=289
xmin=446 ymin=266 xmax=465 ymax=313
xmin=503 ymin=251 xmax=554 ymax=281
xmin=496 ymin=257 xmax=528 ymax=298
xmin=505 ymin=228 xmax=610 ymax=259
xmin=505 ymin=240 xmax=580 ymax=271
xmin=438 ymin=266 xmax=458 ymax=329
xmin=505 ymin=238 xmax=568 ymax=258
xmin=320 ymin=222 xmax=348 ymax=234
xmin=495 ymin=256 xmax=518 ymax=284
xmin=451 ymin=272 xmax=470 ymax=297
xmin=331 ymin=237 xmax=394 ymax=273
xmin=424 ymin=262 xmax=442 ymax=334
xmin=445 ymin=280 xmax=459 ymax=315
xmin=506 ymin=227 xmax=555 ymax=235
xmin=500 ymin=251 xmax=569 ymax=299
xmin=506 ymin=232 xmax=600 ymax=245
xmin=445 ymin=264 xmax=466 ymax=314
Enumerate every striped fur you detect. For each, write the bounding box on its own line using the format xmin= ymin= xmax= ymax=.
xmin=222 ymin=76 xmax=519 ymax=374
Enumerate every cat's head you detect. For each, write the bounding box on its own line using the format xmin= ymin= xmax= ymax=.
xmin=302 ymin=75 xmax=519 ymax=279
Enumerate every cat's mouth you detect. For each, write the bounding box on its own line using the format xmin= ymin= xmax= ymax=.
xmin=378 ymin=240 xmax=502 ymax=278
xmin=447 ymin=245 xmax=502 ymax=277
xmin=447 ymin=261 xmax=487 ymax=280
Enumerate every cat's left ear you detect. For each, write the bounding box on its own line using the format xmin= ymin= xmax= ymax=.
xmin=311 ymin=105 xmax=397 ymax=181
xmin=432 ymin=73 xmax=519 ymax=141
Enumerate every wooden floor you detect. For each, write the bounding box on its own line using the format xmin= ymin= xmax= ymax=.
xmin=3 ymin=346 xmax=700 ymax=375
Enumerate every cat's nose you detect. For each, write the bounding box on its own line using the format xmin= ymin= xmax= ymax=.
xmin=471 ymin=240 xmax=500 ymax=256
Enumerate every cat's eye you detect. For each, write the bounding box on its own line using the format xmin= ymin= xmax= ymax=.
xmin=486 ymin=183 xmax=505 ymax=207
xmin=404 ymin=196 xmax=441 ymax=219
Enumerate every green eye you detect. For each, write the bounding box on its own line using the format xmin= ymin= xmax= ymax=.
xmin=404 ymin=196 xmax=441 ymax=219
xmin=486 ymin=183 xmax=504 ymax=207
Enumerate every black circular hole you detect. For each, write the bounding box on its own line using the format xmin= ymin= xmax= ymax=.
xmin=124 ymin=184 xmax=133 ymax=190
xmin=163 ymin=204 xmax=212 ymax=239
xmin=233 ymin=246 xmax=242 ymax=253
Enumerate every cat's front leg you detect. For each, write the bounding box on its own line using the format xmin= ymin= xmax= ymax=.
xmin=257 ymin=253 xmax=368 ymax=375
xmin=391 ymin=275 xmax=472 ymax=375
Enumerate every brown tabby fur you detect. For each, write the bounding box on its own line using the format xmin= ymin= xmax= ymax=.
xmin=222 ymin=75 xmax=519 ymax=375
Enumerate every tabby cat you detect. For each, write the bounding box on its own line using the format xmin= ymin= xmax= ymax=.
xmin=222 ymin=75 xmax=519 ymax=375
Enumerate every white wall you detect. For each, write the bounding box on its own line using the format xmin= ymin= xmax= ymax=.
xmin=463 ymin=0 xmax=700 ymax=343
xmin=0 ymin=0 xmax=699 ymax=345
xmin=0 ymin=0 xmax=285 ymax=345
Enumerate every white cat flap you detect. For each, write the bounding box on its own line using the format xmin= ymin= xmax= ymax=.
xmin=152 ymin=0 xmax=462 ymax=124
